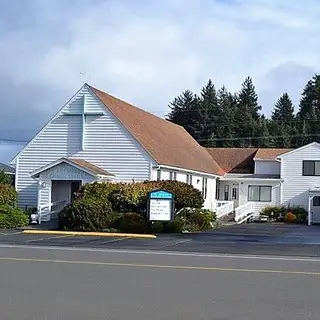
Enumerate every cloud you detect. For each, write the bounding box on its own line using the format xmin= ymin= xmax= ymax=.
xmin=1 ymin=0 xmax=319 ymax=161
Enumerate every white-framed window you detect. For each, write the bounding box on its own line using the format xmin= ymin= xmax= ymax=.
xmin=248 ymin=185 xmax=272 ymax=202
xmin=224 ymin=185 xmax=229 ymax=201
xmin=202 ymin=177 xmax=208 ymax=199
xmin=156 ymin=169 xmax=161 ymax=181
xmin=186 ymin=174 xmax=193 ymax=185
xmin=169 ymin=171 xmax=177 ymax=180
xmin=303 ymin=160 xmax=320 ymax=176
xmin=313 ymin=196 xmax=320 ymax=206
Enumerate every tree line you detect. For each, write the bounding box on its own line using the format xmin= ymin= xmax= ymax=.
xmin=166 ymin=75 xmax=320 ymax=148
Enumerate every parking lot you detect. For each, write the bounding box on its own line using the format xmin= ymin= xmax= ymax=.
xmin=1 ymin=223 xmax=320 ymax=256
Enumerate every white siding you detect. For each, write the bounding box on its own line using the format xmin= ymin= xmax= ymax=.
xmin=16 ymin=86 xmax=154 ymax=209
xmin=218 ymin=180 xmax=281 ymax=214
xmin=151 ymin=167 xmax=216 ymax=209
xmin=281 ymin=143 xmax=320 ymax=209
xmin=254 ymin=160 xmax=280 ymax=175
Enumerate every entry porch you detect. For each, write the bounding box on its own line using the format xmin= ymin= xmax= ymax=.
xmin=30 ymin=158 xmax=114 ymax=223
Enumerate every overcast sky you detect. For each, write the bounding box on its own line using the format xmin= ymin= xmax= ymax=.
xmin=1 ymin=0 xmax=319 ymax=163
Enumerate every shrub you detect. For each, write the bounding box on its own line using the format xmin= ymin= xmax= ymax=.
xmin=113 ymin=212 xmax=149 ymax=234
xmin=289 ymin=206 xmax=308 ymax=224
xmin=0 ymin=205 xmax=29 ymax=228
xmin=284 ymin=212 xmax=297 ymax=223
xmin=150 ymin=221 xmax=165 ymax=233
xmin=0 ymin=171 xmax=12 ymax=185
xmin=260 ymin=206 xmax=286 ymax=221
xmin=77 ymin=180 xmax=204 ymax=215
xmin=164 ymin=217 xmax=184 ymax=233
xmin=59 ymin=198 xmax=115 ymax=232
xmin=0 ymin=184 xmax=17 ymax=207
xmin=178 ymin=208 xmax=216 ymax=232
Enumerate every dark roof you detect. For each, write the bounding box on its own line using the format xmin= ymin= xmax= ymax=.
xmin=88 ymin=85 xmax=223 ymax=175
xmin=0 ymin=163 xmax=15 ymax=174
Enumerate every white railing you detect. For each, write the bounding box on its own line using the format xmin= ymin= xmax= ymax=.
xmin=234 ymin=202 xmax=254 ymax=223
xmin=214 ymin=201 xmax=234 ymax=219
xmin=38 ymin=200 xmax=67 ymax=224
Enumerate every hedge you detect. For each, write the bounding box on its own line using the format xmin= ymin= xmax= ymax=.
xmin=0 ymin=171 xmax=12 ymax=185
xmin=59 ymin=198 xmax=116 ymax=232
xmin=260 ymin=205 xmax=307 ymax=224
xmin=0 ymin=205 xmax=29 ymax=229
xmin=76 ymin=180 xmax=204 ymax=214
xmin=0 ymin=184 xmax=17 ymax=207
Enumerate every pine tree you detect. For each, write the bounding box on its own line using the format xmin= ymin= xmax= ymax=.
xmin=234 ymin=77 xmax=261 ymax=147
xmin=167 ymin=90 xmax=199 ymax=139
xmin=194 ymin=79 xmax=220 ymax=146
xmin=272 ymin=93 xmax=294 ymax=122
xmin=216 ymin=86 xmax=237 ymax=147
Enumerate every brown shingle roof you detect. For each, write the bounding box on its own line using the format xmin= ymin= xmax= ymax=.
xmin=254 ymin=148 xmax=292 ymax=160
xmin=88 ymin=85 xmax=223 ymax=175
xmin=206 ymin=148 xmax=257 ymax=173
xmin=67 ymin=158 xmax=114 ymax=176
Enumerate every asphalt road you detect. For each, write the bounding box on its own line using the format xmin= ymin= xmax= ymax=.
xmin=1 ymin=224 xmax=320 ymax=257
xmin=0 ymin=245 xmax=320 ymax=319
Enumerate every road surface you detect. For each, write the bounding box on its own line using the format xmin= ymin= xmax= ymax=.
xmin=0 ymin=245 xmax=319 ymax=319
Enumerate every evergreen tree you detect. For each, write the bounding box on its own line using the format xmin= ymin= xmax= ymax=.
xmin=216 ymin=86 xmax=237 ymax=147
xmin=234 ymin=77 xmax=261 ymax=147
xmin=167 ymin=90 xmax=199 ymax=139
xmin=272 ymin=93 xmax=294 ymax=122
xmin=194 ymin=79 xmax=220 ymax=146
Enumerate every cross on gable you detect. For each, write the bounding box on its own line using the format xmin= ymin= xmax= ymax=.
xmin=62 ymin=94 xmax=105 ymax=150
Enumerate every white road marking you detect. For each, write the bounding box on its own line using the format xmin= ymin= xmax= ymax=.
xmin=0 ymin=231 xmax=23 ymax=236
xmin=0 ymin=243 xmax=319 ymax=262
xmin=26 ymin=235 xmax=72 ymax=243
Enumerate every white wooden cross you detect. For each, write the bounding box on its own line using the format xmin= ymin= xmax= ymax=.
xmin=62 ymin=94 xmax=104 ymax=150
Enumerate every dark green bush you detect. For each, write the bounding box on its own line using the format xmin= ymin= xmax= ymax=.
xmin=77 ymin=180 xmax=204 ymax=215
xmin=0 ymin=171 xmax=12 ymax=185
xmin=59 ymin=198 xmax=115 ymax=231
xmin=113 ymin=212 xmax=149 ymax=234
xmin=150 ymin=221 xmax=165 ymax=233
xmin=0 ymin=205 xmax=29 ymax=228
xmin=163 ymin=217 xmax=184 ymax=233
xmin=0 ymin=184 xmax=17 ymax=207
xmin=260 ymin=206 xmax=286 ymax=221
xmin=178 ymin=208 xmax=216 ymax=232
xmin=289 ymin=206 xmax=307 ymax=224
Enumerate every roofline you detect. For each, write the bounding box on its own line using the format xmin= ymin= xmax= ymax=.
xmin=221 ymin=174 xmax=282 ymax=182
xmin=30 ymin=158 xmax=114 ymax=179
xmin=277 ymin=142 xmax=320 ymax=158
xmin=10 ymin=84 xmax=88 ymax=165
xmin=87 ymin=85 xmax=157 ymax=166
xmin=253 ymin=158 xmax=278 ymax=161
xmin=158 ymin=164 xmax=221 ymax=177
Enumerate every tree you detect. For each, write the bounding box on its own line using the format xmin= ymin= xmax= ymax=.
xmin=234 ymin=77 xmax=261 ymax=146
xmin=272 ymin=93 xmax=295 ymax=122
xmin=0 ymin=170 xmax=12 ymax=185
xmin=194 ymin=79 xmax=220 ymax=146
xmin=167 ymin=90 xmax=199 ymax=138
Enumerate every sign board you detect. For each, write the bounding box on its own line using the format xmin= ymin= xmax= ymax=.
xmin=148 ymin=189 xmax=174 ymax=221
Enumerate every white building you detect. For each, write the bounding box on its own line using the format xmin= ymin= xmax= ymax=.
xmin=11 ymin=83 xmax=320 ymax=225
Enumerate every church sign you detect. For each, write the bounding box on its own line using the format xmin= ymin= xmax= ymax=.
xmin=147 ymin=190 xmax=175 ymax=221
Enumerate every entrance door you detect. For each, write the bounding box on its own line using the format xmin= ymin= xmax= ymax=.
xmin=311 ymin=196 xmax=320 ymax=224
xmin=232 ymin=183 xmax=239 ymax=207
xmin=51 ymin=180 xmax=82 ymax=219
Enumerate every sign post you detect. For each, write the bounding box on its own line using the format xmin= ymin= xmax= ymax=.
xmin=147 ymin=190 xmax=174 ymax=221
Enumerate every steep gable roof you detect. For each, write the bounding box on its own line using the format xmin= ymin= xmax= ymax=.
xmin=88 ymin=85 xmax=223 ymax=176
xmin=206 ymin=148 xmax=257 ymax=173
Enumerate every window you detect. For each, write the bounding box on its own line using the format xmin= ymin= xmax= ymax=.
xmin=313 ymin=196 xmax=320 ymax=206
xmin=156 ymin=169 xmax=161 ymax=181
xmin=232 ymin=187 xmax=237 ymax=200
xmin=202 ymin=177 xmax=208 ymax=199
xmin=302 ymin=160 xmax=320 ymax=176
xmin=186 ymin=174 xmax=193 ymax=185
xmin=248 ymin=186 xmax=272 ymax=202
xmin=224 ymin=185 xmax=229 ymax=201
xmin=169 ymin=171 xmax=177 ymax=180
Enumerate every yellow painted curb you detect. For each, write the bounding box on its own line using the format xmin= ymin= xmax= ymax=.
xmin=23 ymin=230 xmax=156 ymax=239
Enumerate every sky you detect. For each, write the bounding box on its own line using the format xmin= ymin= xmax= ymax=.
xmin=1 ymin=0 xmax=319 ymax=163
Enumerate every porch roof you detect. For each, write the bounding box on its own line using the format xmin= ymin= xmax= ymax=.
xmin=221 ymin=173 xmax=281 ymax=181
xmin=30 ymin=158 xmax=115 ymax=179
